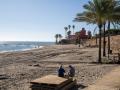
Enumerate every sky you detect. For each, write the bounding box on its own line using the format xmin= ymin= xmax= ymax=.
xmin=0 ymin=0 xmax=96 ymax=42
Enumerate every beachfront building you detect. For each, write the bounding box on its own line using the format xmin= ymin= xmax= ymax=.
xmin=75 ymin=28 xmax=88 ymax=40
xmin=68 ymin=35 xmax=76 ymax=41
xmin=67 ymin=28 xmax=88 ymax=40
xmin=61 ymin=28 xmax=90 ymax=44
xmin=75 ymin=28 xmax=88 ymax=45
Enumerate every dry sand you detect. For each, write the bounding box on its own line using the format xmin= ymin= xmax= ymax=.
xmin=84 ymin=66 xmax=120 ymax=90
xmin=0 ymin=45 xmax=118 ymax=90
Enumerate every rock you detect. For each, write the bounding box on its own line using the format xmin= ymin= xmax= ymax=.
xmin=33 ymin=64 xmax=40 ymax=67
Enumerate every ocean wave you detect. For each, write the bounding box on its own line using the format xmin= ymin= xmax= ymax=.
xmin=0 ymin=41 xmax=54 ymax=53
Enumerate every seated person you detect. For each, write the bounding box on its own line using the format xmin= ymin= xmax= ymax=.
xmin=58 ymin=65 xmax=65 ymax=77
xmin=68 ymin=65 xmax=75 ymax=77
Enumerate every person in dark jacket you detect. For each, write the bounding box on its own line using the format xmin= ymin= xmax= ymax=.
xmin=58 ymin=65 xmax=65 ymax=77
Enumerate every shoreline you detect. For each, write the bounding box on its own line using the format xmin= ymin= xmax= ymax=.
xmin=0 ymin=45 xmax=118 ymax=90
xmin=0 ymin=41 xmax=55 ymax=54
xmin=0 ymin=46 xmax=44 ymax=54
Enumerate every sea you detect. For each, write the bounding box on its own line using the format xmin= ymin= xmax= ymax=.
xmin=0 ymin=41 xmax=54 ymax=53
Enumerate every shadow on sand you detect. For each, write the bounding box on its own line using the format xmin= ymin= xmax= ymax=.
xmin=70 ymin=84 xmax=87 ymax=90
xmin=91 ymin=61 xmax=120 ymax=64
xmin=0 ymin=74 xmax=9 ymax=80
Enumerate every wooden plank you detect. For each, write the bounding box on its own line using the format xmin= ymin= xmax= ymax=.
xmin=31 ymin=84 xmax=56 ymax=90
xmin=61 ymin=80 xmax=77 ymax=90
xmin=30 ymin=75 xmax=71 ymax=86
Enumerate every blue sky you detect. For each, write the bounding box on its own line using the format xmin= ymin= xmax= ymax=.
xmin=0 ymin=0 xmax=96 ymax=41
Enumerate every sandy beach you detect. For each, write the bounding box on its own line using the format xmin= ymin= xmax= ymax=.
xmin=0 ymin=45 xmax=118 ymax=90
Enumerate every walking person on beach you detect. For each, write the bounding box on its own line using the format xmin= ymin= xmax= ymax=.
xmin=58 ymin=65 xmax=65 ymax=77
xmin=68 ymin=65 xmax=75 ymax=77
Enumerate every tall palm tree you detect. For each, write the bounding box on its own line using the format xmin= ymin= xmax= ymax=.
xmin=104 ymin=0 xmax=120 ymax=58
xmin=74 ymin=0 xmax=108 ymax=63
xmin=55 ymin=34 xmax=59 ymax=44
xmin=72 ymin=25 xmax=75 ymax=35
xmin=74 ymin=0 xmax=120 ymax=62
xmin=100 ymin=0 xmax=120 ymax=57
xmin=64 ymin=27 xmax=68 ymax=38
xmin=58 ymin=34 xmax=62 ymax=44
xmin=68 ymin=25 xmax=71 ymax=31
xmin=67 ymin=31 xmax=71 ymax=37
xmin=68 ymin=25 xmax=71 ymax=40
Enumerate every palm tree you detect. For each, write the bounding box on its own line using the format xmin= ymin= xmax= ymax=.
xmin=68 ymin=25 xmax=71 ymax=31
xmin=72 ymin=25 xmax=75 ymax=35
xmin=55 ymin=34 xmax=59 ymax=44
xmin=58 ymin=34 xmax=62 ymax=44
xmin=102 ymin=0 xmax=120 ymax=58
xmin=74 ymin=0 xmax=120 ymax=62
xmin=67 ymin=31 xmax=71 ymax=37
xmin=74 ymin=0 xmax=107 ymax=63
xmin=64 ymin=27 xmax=68 ymax=38
xmin=68 ymin=25 xmax=71 ymax=40
xmin=99 ymin=0 xmax=120 ymax=57
xmin=106 ymin=0 xmax=120 ymax=58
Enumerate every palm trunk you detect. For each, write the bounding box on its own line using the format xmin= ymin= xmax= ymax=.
xmin=65 ymin=30 xmax=67 ymax=38
xmin=108 ymin=21 xmax=110 ymax=58
xmin=59 ymin=38 xmax=61 ymax=44
xmin=98 ymin=24 xmax=102 ymax=63
xmin=79 ymin=35 xmax=80 ymax=47
xmin=96 ymin=34 xmax=97 ymax=45
xmin=56 ymin=38 xmax=58 ymax=44
xmin=103 ymin=23 xmax=106 ymax=57
xmin=65 ymin=30 xmax=66 ymax=38
xmin=73 ymin=29 xmax=74 ymax=35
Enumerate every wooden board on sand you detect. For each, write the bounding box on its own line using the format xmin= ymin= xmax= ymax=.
xmin=30 ymin=75 xmax=72 ymax=86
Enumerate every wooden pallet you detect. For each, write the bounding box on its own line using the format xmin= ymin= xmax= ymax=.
xmin=30 ymin=75 xmax=76 ymax=90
